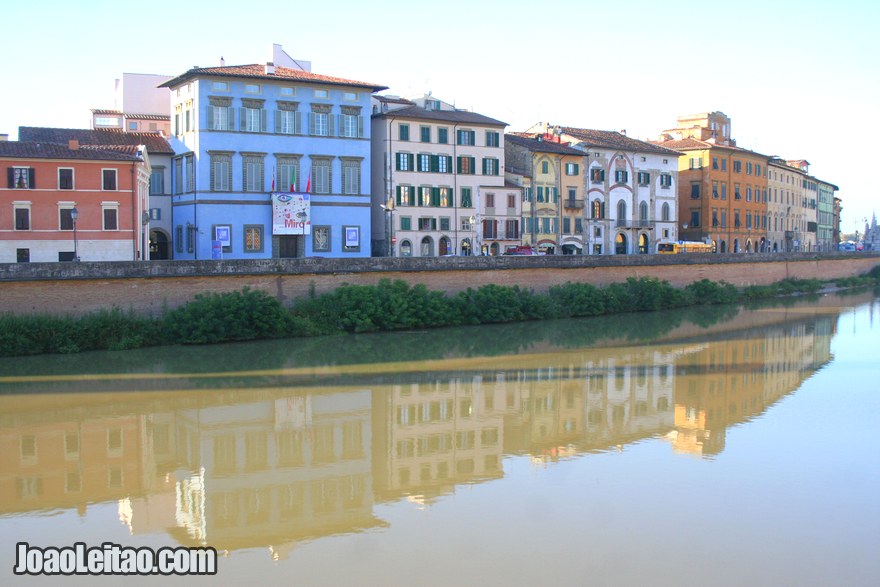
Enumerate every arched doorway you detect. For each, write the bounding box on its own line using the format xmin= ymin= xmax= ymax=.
xmin=638 ymin=233 xmax=649 ymax=254
xmin=720 ymin=240 xmax=727 ymax=253
xmin=149 ymin=229 xmax=170 ymax=260
xmin=420 ymin=236 xmax=433 ymax=257
xmin=773 ymin=242 xmax=778 ymax=253
xmin=490 ymin=242 xmax=500 ymax=256
xmin=615 ymin=233 xmax=628 ymax=255
xmin=400 ymin=239 xmax=413 ymax=257
xmin=746 ymin=239 xmax=752 ymax=253
xmin=733 ymin=239 xmax=740 ymax=253
xmin=712 ymin=240 xmax=718 ymax=253
xmin=439 ymin=236 xmax=451 ymax=256
xmin=760 ymin=237 xmax=766 ymax=253
xmin=461 ymin=239 xmax=472 ymax=256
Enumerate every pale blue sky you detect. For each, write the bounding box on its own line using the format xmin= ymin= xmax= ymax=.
xmin=2 ymin=0 xmax=877 ymax=232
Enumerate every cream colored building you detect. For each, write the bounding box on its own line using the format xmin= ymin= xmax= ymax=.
xmin=371 ymin=95 xmax=517 ymax=256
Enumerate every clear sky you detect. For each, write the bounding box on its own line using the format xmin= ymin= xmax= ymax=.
xmin=2 ymin=0 xmax=877 ymax=233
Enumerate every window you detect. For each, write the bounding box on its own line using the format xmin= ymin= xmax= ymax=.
xmin=639 ymin=201 xmax=648 ymax=222
xmin=591 ymin=168 xmax=606 ymax=183
xmin=14 ymin=205 xmax=30 ymax=230
xmin=420 ymin=126 xmax=431 ymax=142
xmin=400 ymin=217 xmax=412 ymax=230
xmin=437 ymin=155 xmax=451 ymax=173
xmin=185 ymin=155 xmax=194 ymax=192
xmin=278 ymin=157 xmax=300 ymax=192
xmin=746 ymin=162 xmax=753 ymax=175
xmin=566 ymin=162 xmax=580 ymax=176
xmin=396 ymin=185 xmax=415 ymax=206
xmin=280 ymin=86 xmax=296 ymax=97
xmin=310 ymin=109 xmax=331 ymax=136
xmin=734 ymin=184 xmax=741 ymax=199
xmin=314 ymin=89 xmax=329 ymax=99
xmin=456 ymin=129 xmax=475 ymax=145
xmin=461 ymin=187 xmax=472 ymax=207
xmin=733 ymin=160 xmax=742 ymax=173
xmin=329 ymin=108 xmax=359 ymax=137
xmin=103 ymin=206 xmax=118 ymax=230
xmin=102 ymin=169 xmax=117 ymax=191
xmin=690 ymin=183 xmax=700 ymax=198
xmin=721 ymin=183 xmax=727 ymax=199
xmin=485 ymin=192 xmax=495 ymax=208
xmin=486 ymin=131 xmax=500 ymax=147
xmin=16 ymin=248 xmax=30 ymax=263
xmin=276 ymin=105 xmax=301 ymax=135
xmin=734 ymin=210 xmax=741 ymax=228
xmin=721 ymin=159 xmax=727 ymax=171
xmin=440 ymin=217 xmax=450 ymax=231
xmin=312 ymin=159 xmax=331 ymax=194
xmin=311 ymin=226 xmax=331 ymax=251
xmin=9 ymin=167 xmax=35 ymax=189
xmin=438 ymin=128 xmax=448 ymax=144
xmin=59 ymin=207 xmax=74 ymax=231
xmin=689 ymin=157 xmax=703 ymax=169
xmin=210 ymin=153 xmax=232 ymax=191
xmin=614 ymin=170 xmax=628 ymax=184
xmin=244 ymin=225 xmax=264 ymax=252
xmin=212 ymin=81 xmax=229 ymax=92
xmin=457 ymin=156 xmax=476 ymax=174
xmin=396 ymin=152 xmax=414 ymax=172
xmin=242 ymin=105 xmax=265 ymax=133
xmin=660 ymin=173 xmax=671 ymax=188
xmin=150 ymin=170 xmax=164 ymax=195
xmin=541 ymin=161 xmax=549 ymax=174
xmin=690 ymin=210 xmax=700 ymax=228
xmin=482 ymin=158 xmax=499 ymax=175
xmin=661 ymin=202 xmax=670 ymax=221
xmin=418 ymin=217 xmax=437 ymax=230
xmin=712 ymin=157 xmax=719 ymax=170
xmin=342 ymin=160 xmax=360 ymax=195
xmin=508 ymin=194 xmax=516 ymax=208
xmin=419 ymin=187 xmax=431 ymax=207
xmin=721 ymin=210 xmax=727 ymax=228
xmin=637 ymin=171 xmax=649 ymax=185
xmin=399 ymin=124 xmax=410 ymax=141
xmin=746 ymin=187 xmax=752 ymax=202
xmin=418 ymin=154 xmax=430 ymax=172
xmin=591 ymin=200 xmax=605 ymax=219
xmin=58 ymin=168 xmax=73 ymax=190
xmin=208 ymin=98 xmax=233 ymax=130
xmin=343 ymin=91 xmax=358 ymax=101
xmin=243 ymin=155 xmax=264 ymax=192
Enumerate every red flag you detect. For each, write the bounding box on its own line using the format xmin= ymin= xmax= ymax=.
xmin=306 ymin=171 xmax=311 ymax=194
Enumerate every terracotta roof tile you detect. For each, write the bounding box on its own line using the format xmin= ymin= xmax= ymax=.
xmin=160 ymin=64 xmax=387 ymax=92
xmin=372 ymin=105 xmax=506 ymax=127
xmin=558 ymin=127 xmax=682 ymax=156
xmin=18 ymin=127 xmax=174 ymax=155
xmin=504 ymin=133 xmax=585 ymax=156
xmin=0 ymin=141 xmax=142 ymax=161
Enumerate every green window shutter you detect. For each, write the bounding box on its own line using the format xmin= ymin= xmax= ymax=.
xmin=261 ymin=109 xmax=267 ymax=132
xmin=227 ymin=107 xmax=234 ymax=130
xmin=457 ymin=157 xmax=463 ymax=173
xmin=396 ymin=153 xmax=401 ymax=171
xmin=328 ymin=114 xmax=335 ymax=137
xmin=574 ymin=164 xmax=579 ymax=175
xmin=295 ymin=112 xmax=302 ymax=134
xmin=205 ymin=106 xmax=212 ymax=130
xmin=309 ymin=112 xmax=316 ymax=135
xmin=408 ymin=154 xmax=414 ymax=171
xmin=396 ymin=185 xmax=402 ymax=205
xmin=553 ymin=187 xmax=558 ymax=202
xmin=274 ymin=111 xmax=282 ymax=133
xmin=239 ymin=108 xmax=245 ymax=130
xmin=431 ymin=155 xmax=439 ymax=173
xmin=358 ymin=116 xmax=364 ymax=138
xmin=469 ymin=157 xmax=475 ymax=174
xmin=432 ymin=187 xmax=440 ymax=206
xmin=482 ymin=158 xmax=487 ymax=175
xmin=469 ymin=131 xmax=475 ymax=145
xmin=408 ymin=188 xmax=415 ymax=206
xmin=446 ymin=156 xmax=453 ymax=173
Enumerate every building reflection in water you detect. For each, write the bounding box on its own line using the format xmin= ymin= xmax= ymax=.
xmin=0 ymin=301 xmax=840 ymax=558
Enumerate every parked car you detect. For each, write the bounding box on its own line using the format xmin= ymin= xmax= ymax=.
xmin=503 ymin=246 xmax=539 ymax=256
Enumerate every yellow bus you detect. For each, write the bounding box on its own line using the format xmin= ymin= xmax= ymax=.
xmin=657 ymin=241 xmax=716 ymax=254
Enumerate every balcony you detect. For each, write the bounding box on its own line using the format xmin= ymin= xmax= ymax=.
xmin=616 ymin=219 xmax=655 ymax=229
xmin=563 ymin=198 xmax=585 ymax=210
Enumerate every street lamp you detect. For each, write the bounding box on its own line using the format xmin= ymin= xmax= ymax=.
xmin=71 ymin=206 xmax=80 ymax=262
xmin=380 ymin=196 xmax=395 ymax=257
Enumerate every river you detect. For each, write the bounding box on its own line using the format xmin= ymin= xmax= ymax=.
xmin=1 ymin=291 xmax=878 ymax=586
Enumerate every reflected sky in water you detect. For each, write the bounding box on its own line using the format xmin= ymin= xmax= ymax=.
xmin=1 ymin=291 xmax=878 ymax=586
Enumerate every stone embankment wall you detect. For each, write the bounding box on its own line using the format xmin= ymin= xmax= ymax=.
xmin=1 ymin=252 xmax=878 ymax=317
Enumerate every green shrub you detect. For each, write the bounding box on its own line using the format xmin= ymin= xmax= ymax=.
xmin=548 ymin=282 xmax=605 ymax=317
xmin=454 ymin=284 xmax=546 ymax=325
xmin=684 ymin=279 xmax=740 ymax=305
xmin=163 ymin=287 xmax=292 ymax=344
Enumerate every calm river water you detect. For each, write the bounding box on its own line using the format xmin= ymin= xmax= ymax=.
xmin=1 ymin=291 xmax=878 ymax=586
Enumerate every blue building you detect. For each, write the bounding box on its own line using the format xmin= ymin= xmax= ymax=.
xmin=160 ymin=49 xmax=386 ymax=259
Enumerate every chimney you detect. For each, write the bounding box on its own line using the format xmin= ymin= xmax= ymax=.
xmin=220 ymin=56 xmax=225 ymax=66
xmin=265 ymin=61 xmax=275 ymax=75
xmin=68 ymin=139 xmax=79 ymax=150
xmin=620 ymin=129 xmax=627 ymax=136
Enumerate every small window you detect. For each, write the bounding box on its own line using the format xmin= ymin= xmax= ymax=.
xmin=312 ymin=226 xmax=331 ymax=252
xmin=541 ymin=161 xmax=549 ymax=174
xmin=102 ymin=169 xmax=117 ymax=191
xmin=344 ymin=91 xmax=358 ymax=101
xmin=280 ymin=86 xmax=295 ymax=96
xmin=399 ymin=124 xmax=410 ymax=141
xmin=14 ymin=207 xmax=30 ymax=230
xmin=245 ymin=83 xmax=261 ymax=94
xmin=212 ymin=81 xmax=229 ymax=91
xmin=420 ymin=126 xmax=431 ymax=142
xmin=314 ymin=89 xmax=329 ymax=99
xmin=244 ymin=225 xmax=264 ymax=252
xmin=9 ymin=167 xmax=34 ymax=189
xmin=103 ymin=207 xmax=118 ymax=230
xmin=438 ymin=128 xmax=449 ymax=144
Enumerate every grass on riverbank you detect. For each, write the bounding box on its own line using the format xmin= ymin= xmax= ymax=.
xmin=2 ymin=269 xmax=879 ymax=358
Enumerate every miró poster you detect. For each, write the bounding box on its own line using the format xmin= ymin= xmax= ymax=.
xmin=272 ymin=192 xmax=311 ymax=235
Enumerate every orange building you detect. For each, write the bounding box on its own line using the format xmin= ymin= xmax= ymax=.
xmin=657 ymin=112 xmax=770 ymax=253
xmin=1 ymin=139 xmax=151 ymax=262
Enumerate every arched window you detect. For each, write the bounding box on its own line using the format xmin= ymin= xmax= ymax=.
xmin=420 ymin=236 xmax=433 ymax=257
xmin=615 ymin=233 xmax=627 ymax=255
xmin=661 ymin=202 xmax=670 ymax=221
xmin=400 ymin=239 xmax=413 ymax=257
xmin=439 ymin=236 xmax=451 ymax=256
xmin=638 ymin=233 xmax=648 ymax=254
xmin=639 ymin=201 xmax=648 ymax=222
xmin=617 ymin=201 xmax=627 ymax=224
xmin=461 ymin=238 xmax=472 ymax=256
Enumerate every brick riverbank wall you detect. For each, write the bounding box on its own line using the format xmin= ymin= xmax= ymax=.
xmin=1 ymin=252 xmax=879 ymax=317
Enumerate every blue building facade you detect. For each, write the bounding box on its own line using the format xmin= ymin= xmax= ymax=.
xmin=161 ymin=61 xmax=386 ymax=259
